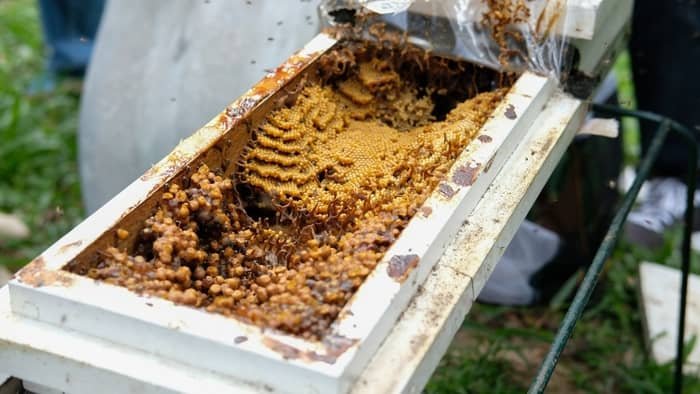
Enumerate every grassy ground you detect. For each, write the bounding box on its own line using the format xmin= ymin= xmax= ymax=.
xmin=428 ymin=231 xmax=700 ymax=393
xmin=0 ymin=1 xmax=697 ymax=392
xmin=0 ymin=0 xmax=83 ymax=270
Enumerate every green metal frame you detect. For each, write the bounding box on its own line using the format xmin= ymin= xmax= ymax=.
xmin=528 ymin=105 xmax=698 ymax=394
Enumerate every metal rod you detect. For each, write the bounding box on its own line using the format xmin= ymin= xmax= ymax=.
xmin=594 ymin=104 xmax=698 ymax=394
xmin=527 ymin=119 xmax=672 ymax=394
xmin=674 ymin=127 xmax=697 ymax=394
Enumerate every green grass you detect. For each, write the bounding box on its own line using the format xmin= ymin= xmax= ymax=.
xmin=1 ymin=1 xmax=697 ymax=392
xmin=428 ymin=232 xmax=700 ymax=393
xmin=614 ymin=51 xmax=642 ymax=165
xmin=0 ymin=0 xmax=83 ymax=270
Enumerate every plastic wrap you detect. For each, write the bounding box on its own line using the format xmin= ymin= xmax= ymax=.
xmin=320 ymin=0 xmax=574 ymax=81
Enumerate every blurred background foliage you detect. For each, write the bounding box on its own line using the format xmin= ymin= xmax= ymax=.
xmin=0 ymin=0 xmax=83 ymax=270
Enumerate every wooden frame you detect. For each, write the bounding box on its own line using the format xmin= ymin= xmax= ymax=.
xmin=7 ymin=33 xmax=555 ymax=393
xmin=353 ymin=92 xmax=585 ymax=392
xmin=407 ymin=0 xmax=621 ymax=41
xmin=0 ymin=91 xmax=586 ymax=394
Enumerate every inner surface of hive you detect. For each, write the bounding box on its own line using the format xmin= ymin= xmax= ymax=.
xmin=65 ymin=41 xmax=509 ymax=340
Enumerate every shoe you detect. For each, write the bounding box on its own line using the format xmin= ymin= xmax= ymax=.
xmin=624 ymin=177 xmax=699 ymax=249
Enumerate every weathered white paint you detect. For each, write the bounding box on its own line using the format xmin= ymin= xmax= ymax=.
xmin=0 ymin=287 xmax=260 ymax=394
xmin=571 ymin=0 xmax=633 ymax=75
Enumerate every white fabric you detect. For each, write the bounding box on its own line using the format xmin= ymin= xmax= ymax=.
xmin=79 ymin=0 xmax=321 ymax=212
xmin=628 ymin=178 xmax=697 ymax=231
xmin=479 ymin=220 xmax=561 ymax=306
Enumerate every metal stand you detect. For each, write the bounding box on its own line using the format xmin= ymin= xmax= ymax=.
xmin=529 ymin=105 xmax=698 ymax=393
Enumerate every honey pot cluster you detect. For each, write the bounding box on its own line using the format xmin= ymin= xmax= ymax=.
xmin=66 ymin=41 xmax=507 ymax=339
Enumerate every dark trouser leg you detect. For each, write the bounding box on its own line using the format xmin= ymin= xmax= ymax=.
xmin=631 ymin=0 xmax=700 ymax=177
xmin=37 ymin=0 xmax=106 ymax=75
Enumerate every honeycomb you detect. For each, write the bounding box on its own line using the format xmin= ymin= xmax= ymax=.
xmin=66 ymin=42 xmax=508 ymax=340
xmin=482 ymin=0 xmax=532 ymax=67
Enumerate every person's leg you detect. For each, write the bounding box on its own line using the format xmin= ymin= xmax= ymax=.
xmin=631 ymin=0 xmax=700 ymax=177
xmin=37 ymin=0 xmax=105 ymax=75
xmin=625 ymin=0 xmax=700 ymax=248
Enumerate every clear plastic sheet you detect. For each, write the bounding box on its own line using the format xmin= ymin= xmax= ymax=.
xmin=319 ymin=0 xmax=574 ymax=81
